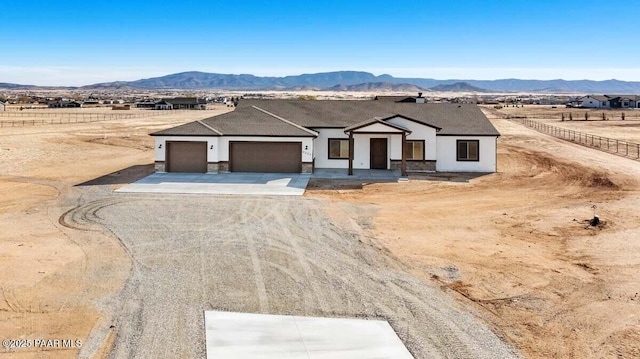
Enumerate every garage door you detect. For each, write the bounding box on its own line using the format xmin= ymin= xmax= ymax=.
xmin=166 ymin=141 xmax=207 ymax=173
xmin=230 ymin=142 xmax=301 ymax=173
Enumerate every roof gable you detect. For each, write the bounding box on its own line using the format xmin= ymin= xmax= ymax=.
xmin=344 ymin=118 xmax=411 ymax=133
xmin=380 ymin=114 xmax=441 ymax=131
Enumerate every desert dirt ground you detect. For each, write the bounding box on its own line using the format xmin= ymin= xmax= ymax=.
xmin=0 ymin=108 xmax=229 ymax=358
xmin=308 ymin=109 xmax=640 ymax=358
xmin=490 ymin=105 xmax=640 ymax=144
xmin=1 ymin=104 xmax=639 ymax=358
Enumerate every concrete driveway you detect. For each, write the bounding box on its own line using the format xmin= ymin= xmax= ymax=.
xmin=115 ymin=172 xmax=310 ymax=196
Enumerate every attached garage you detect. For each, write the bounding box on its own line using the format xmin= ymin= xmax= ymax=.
xmin=166 ymin=141 xmax=207 ymax=173
xmin=230 ymin=141 xmax=302 ymax=173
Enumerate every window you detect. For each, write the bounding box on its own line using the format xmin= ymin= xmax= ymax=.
xmin=405 ymin=140 xmax=425 ymax=160
xmin=457 ymin=140 xmax=479 ymax=161
xmin=328 ymin=138 xmax=349 ymax=159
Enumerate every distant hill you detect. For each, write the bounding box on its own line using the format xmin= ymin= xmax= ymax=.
xmin=82 ymin=71 xmax=640 ymax=93
xmin=4 ymin=70 xmax=640 ymax=93
xmin=429 ymin=82 xmax=487 ymax=92
xmin=0 ymin=82 xmax=76 ymax=90
xmin=326 ymin=82 xmax=427 ymax=92
xmin=0 ymin=82 xmax=37 ymax=89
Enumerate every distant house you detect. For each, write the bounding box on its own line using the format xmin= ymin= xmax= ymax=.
xmin=82 ymin=99 xmax=101 ymax=107
xmin=136 ymin=101 xmax=157 ymax=109
xmin=580 ymin=95 xmax=609 ymax=108
xmin=576 ymin=94 xmax=640 ymax=108
xmin=155 ymin=97 xmax=207 ymax=110
xmin=374 ymin=93 xmax=427 ymax=103
xmin=607 ymin=95 xmax=639 ymax=108
xmin=48 ymin=100 xmax=81 ymax=108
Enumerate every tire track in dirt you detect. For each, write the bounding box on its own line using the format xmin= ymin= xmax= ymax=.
xmin=80 ymin=195 xmax=520 ymax=359
xmin=239 ymin=199 xmax=270 ymax=312
xmin=263 ymin=200 xmax=330 ymax=313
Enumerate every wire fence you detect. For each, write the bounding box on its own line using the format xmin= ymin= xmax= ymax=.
xmin=514 ymin=118 xmax=640 ymax=161
xmin=0 ymin=107 xmax=228 ymax=127
xmin=503 ymin=111 xmax=640 ymax=121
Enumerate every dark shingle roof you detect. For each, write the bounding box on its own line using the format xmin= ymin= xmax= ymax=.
xmin=151 ymin=121 xmax=218 ymax=136
xmin=151 ymin=105 xmax=317 ymax=137
xmin=152 ymin=99 xmax=499 ymax=137
xmin=238 ymin=100 xmax=499 ymax=136
xmin=162 ymin=97 xmax=206 ymax=105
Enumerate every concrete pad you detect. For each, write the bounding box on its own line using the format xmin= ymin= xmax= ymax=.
xmin=311 ymin=168 xmax=402 ymax=181
xmin=115 ymin=173 xmax=310 ymax=196
xmin=205 ymin=311 xmax=414 ymax=359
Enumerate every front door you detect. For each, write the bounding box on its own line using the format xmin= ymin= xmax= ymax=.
xmin=370 ymin=138 xmax=387 ymax=169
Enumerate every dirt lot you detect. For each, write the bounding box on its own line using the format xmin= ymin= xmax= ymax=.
xmin=0 ymin=108 xmax=228 ymax=358
xmin=1 ymin=104 xmax=639 ymax=358
xmin=308 ymin=111 xmax=640 ymax=358
xmin=60 ymin=195 xmax=516 ymax=358
xmin=490 ymin=105 xmax=640 ymax=143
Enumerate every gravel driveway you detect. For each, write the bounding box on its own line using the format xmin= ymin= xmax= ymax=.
xmin=65 ymin=193 xmax=520 ymax=359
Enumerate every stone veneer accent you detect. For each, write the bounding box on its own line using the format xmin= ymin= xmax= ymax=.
xmin=154 ymin=161 xmax=166 ymax=172
xmin=301 ymin=162 xmax=313 ymax=174
xmin=218 ymin=161 xmax=229 ymax=173
xmin=207 ymin=163 xmax=219 ymax=173
xmin=390 ymin=160 xmax=436 ymax=172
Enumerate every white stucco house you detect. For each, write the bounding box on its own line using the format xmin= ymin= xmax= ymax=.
xmin=580 ymin=95 xmax=609 ymax=108
xmin=150 ymin=98 xmax=500 ymax=175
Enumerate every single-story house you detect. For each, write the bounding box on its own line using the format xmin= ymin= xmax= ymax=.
xmin=150 ymin=98 xmax=500 ymax=175
xmin=374 ymin=93 xmax=427 ymax=103
xmin=48 ymin=100 xmax=82 ymax=108
xmin=155 ymin=97 xmax=207 ymax=110
xmin=136 ymin=101 xmax=157 ymax=109
xmin=82 ymin=99 xmax=101 ymax=107
xmin=607 ymin=95 xmax=639 ymax=108
xmin=580 ymin=95 xmax=609 ymax=108
xmin=575 ymin=94 xmax=640 ymax=108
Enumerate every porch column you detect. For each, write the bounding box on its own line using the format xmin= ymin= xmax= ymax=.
xmin=401 ymin=132 xmax=407 ymax=176
xmin=348 ymin=131 xmax=354 ymax=175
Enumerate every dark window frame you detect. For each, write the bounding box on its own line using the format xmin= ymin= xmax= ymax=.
xmin=456 ymin=140 xmax=480 ymax=161
xmin=405 ymin=140 xmax=425 ymax=161
xmin=328 ymin=138 xmax=350 ymax=159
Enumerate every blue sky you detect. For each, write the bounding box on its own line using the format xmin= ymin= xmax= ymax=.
xmin=1 ymin=0 xmax=638 ymax=86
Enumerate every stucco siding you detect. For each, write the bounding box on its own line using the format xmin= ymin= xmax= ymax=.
xmin=155 ymin=136 xmax=312 ymax=165
xmin=314 ymin=129 xmax=396 ymax=169
xmin=436 ymin=136 xmax=497 ymax=172
xmin=581 ymin=96 xmax=605 ymax=108
xmin=386 ymin=116 xmax=437 ymax=160
xmin=313 ymin=129 xmax=350 ymax=169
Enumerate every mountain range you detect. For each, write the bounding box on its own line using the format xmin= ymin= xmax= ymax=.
xmin=2 ymin=71 xmax=640 ymax=93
